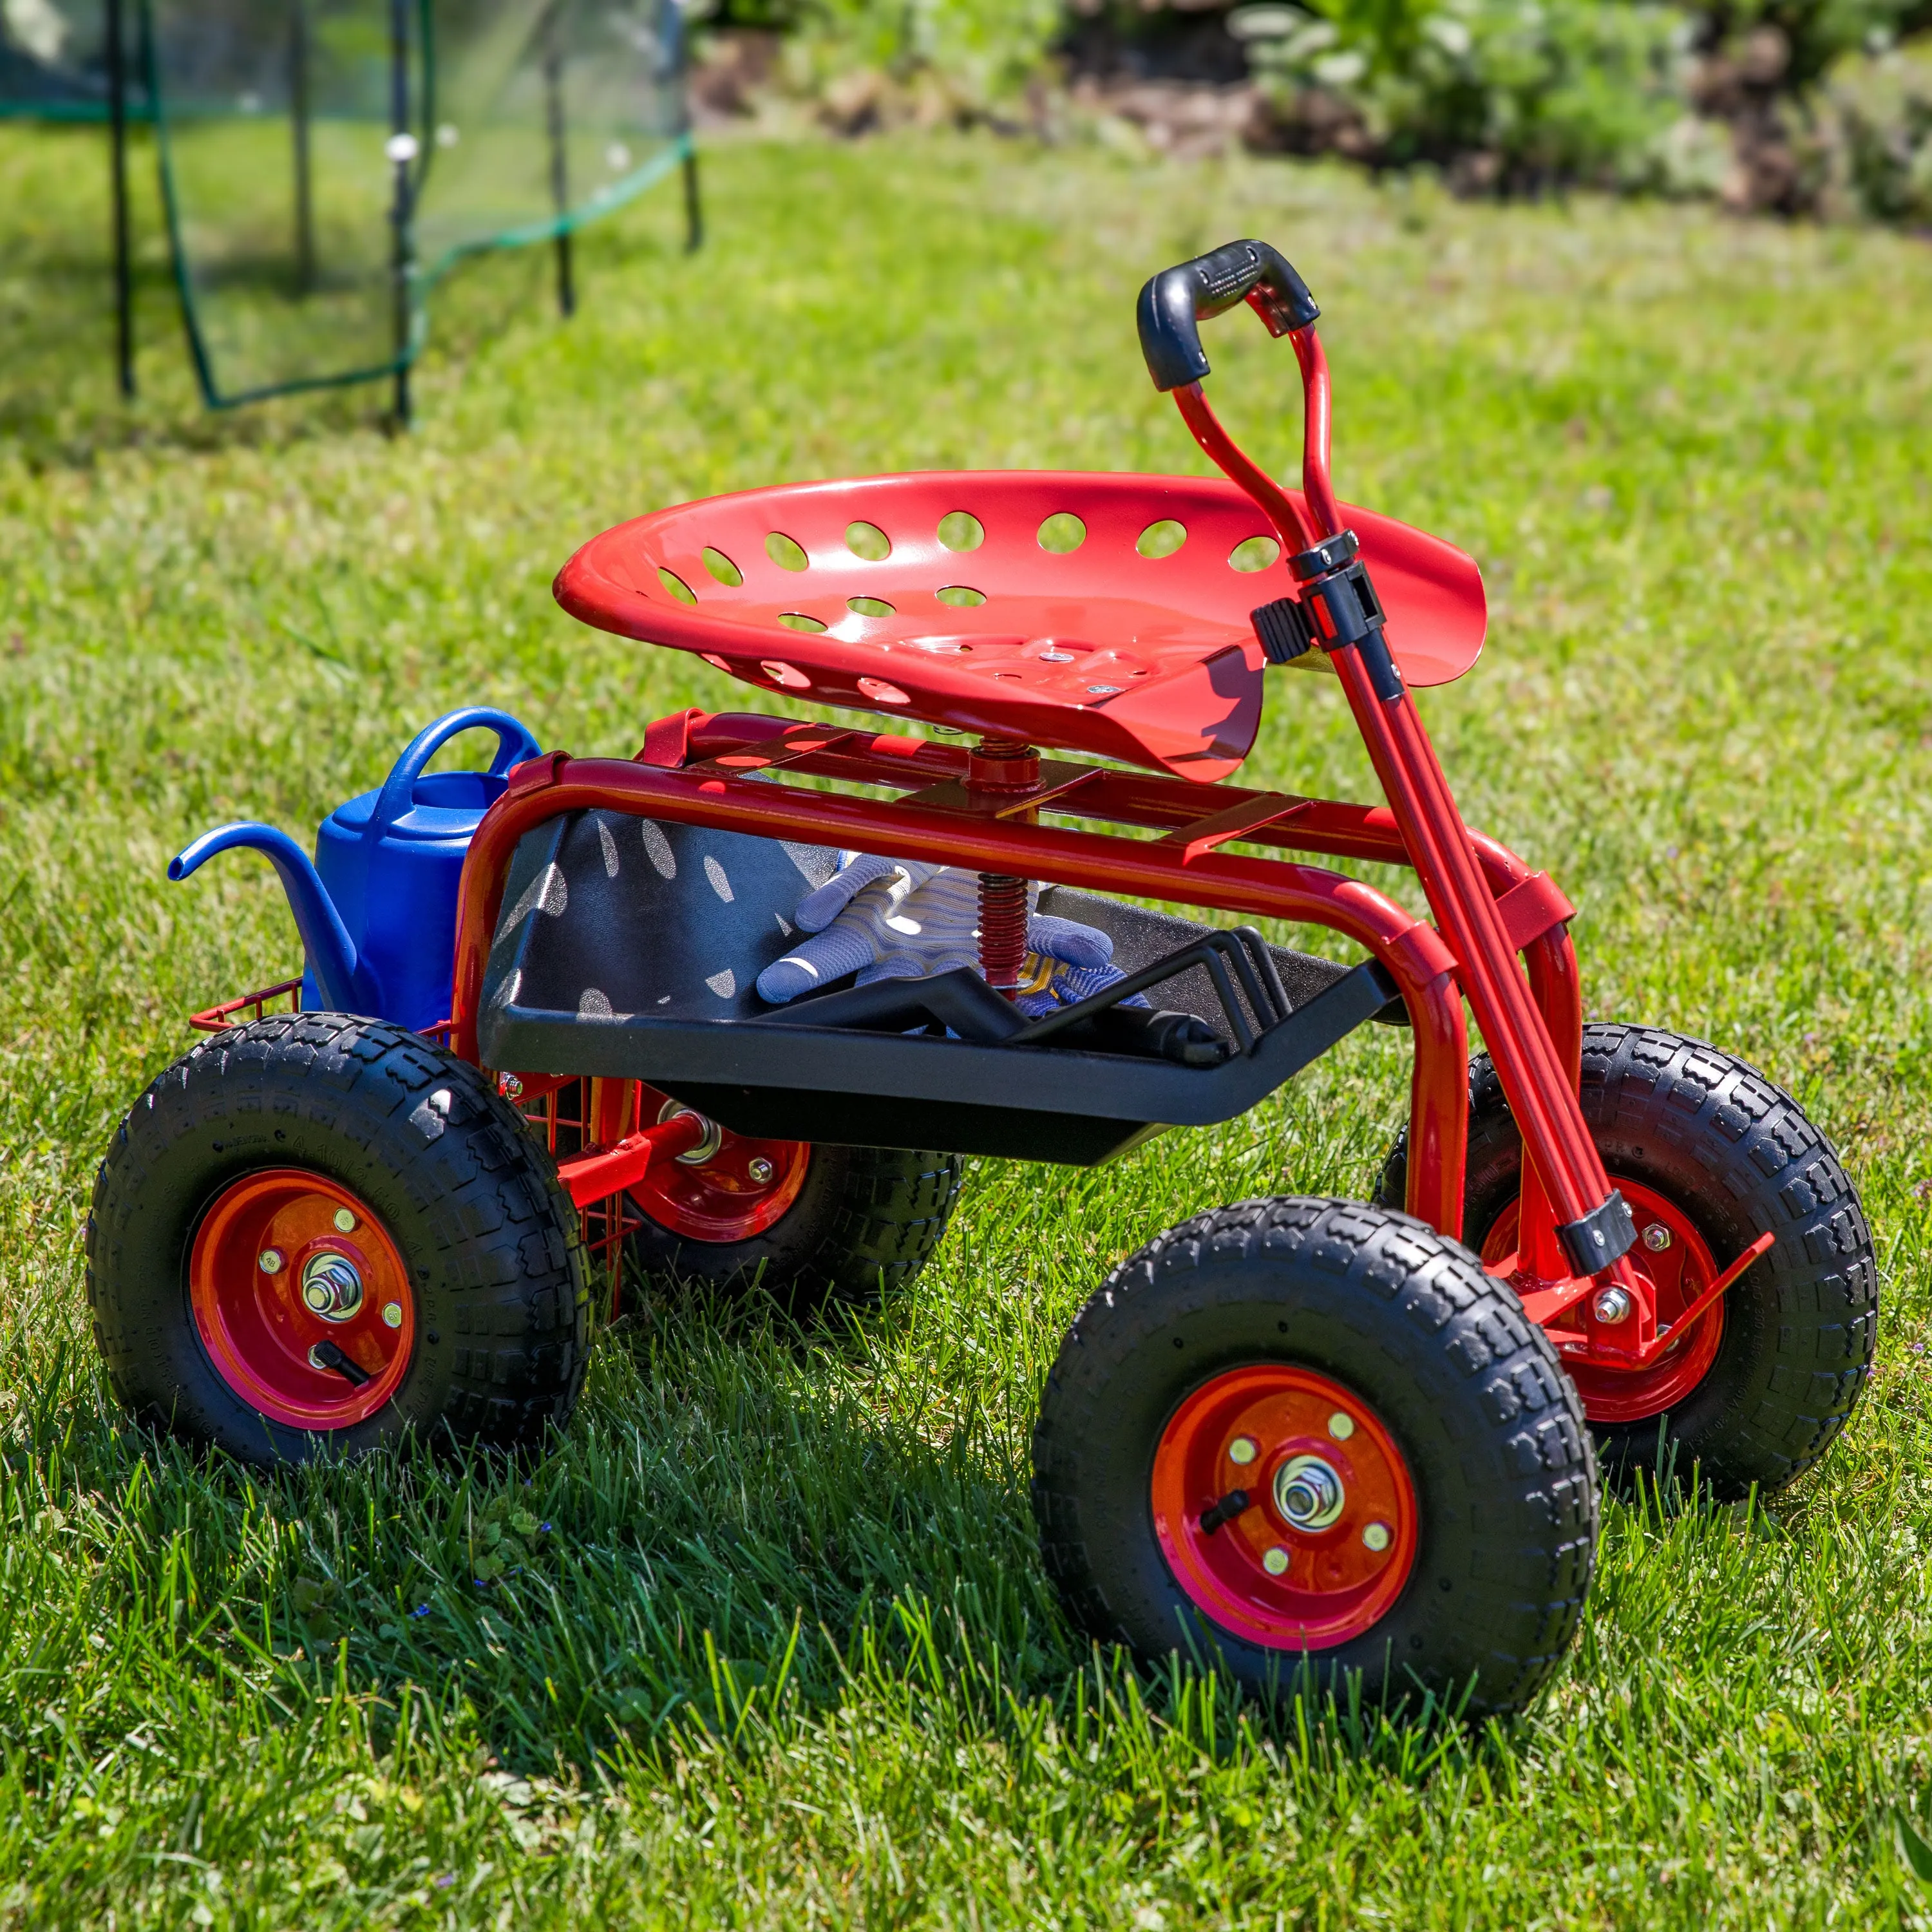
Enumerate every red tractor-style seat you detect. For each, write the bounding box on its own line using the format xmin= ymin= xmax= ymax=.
xmin=555 ymin=470 xmax=1487 ymax=782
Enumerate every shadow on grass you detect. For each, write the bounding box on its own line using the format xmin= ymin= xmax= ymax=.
xmin=4 ymin=1268 xmax=1537 ymax=1792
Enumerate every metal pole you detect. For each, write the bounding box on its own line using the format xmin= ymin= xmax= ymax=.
xmin=290 ymin=0 xmax=316 ymax=294
xmin=387 ymin=0 xmax=413 ymax=427
xmin=661 ymin=0 xmax=701 ymax=254
xmin=106 ymin=0 xmax=135 ymax=397
xmin=681 ymin=145 xmax=701 ymax=254
xmin=542 ymin=3 xmax=574 ymax=318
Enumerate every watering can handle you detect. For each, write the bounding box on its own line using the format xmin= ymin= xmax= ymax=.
xmin=370 ymin=708 xmax=543 ymax=832
xmin=1136 ymin=240 xmax=1320 ymax=393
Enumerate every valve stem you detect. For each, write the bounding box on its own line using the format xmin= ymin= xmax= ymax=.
xmin=310 ymin=1338 xmax=370 ymax=1387
xmin=1199 ymin=1488 xmax=1251 ymax=1536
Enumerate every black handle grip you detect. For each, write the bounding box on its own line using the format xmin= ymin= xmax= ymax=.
xmin=1135 ymin=239 xmax=1320 ymax=392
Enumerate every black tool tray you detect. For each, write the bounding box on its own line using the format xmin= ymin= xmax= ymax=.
xmin=479 ymin=810 xmax=1397 ymax=1163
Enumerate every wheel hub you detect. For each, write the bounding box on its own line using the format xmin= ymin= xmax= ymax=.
xmin=658 ymin=1096 xmax=725 ymax=1166
xmin=300 ymin=1251 xmax=365 ymax=1321
xmin=189 ymin=1168 xmax=414 ymax=1430
xmin=1484 ymin=1173 xmax=1724 ymax=1425
xmin=1151 ymin=1364 xmax=1419 ymax=1651
xmin=627 ymin=1082 xmax=811 ymax=1242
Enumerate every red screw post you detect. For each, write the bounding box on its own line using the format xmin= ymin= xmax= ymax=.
xmin=967 ymin=738 xmax=1039 ymax=998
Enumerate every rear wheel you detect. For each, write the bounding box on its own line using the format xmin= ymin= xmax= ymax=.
xmin=626 ymin=1084 xmax=965 ymax=1320
xmin=87 ymin=1013 xmax=590 ymax=1466
xmin=1032 ymin=1197 xmax=1598 ymax=1719
xmin=1374 ymin=1025 xmax=1879 ymax=1497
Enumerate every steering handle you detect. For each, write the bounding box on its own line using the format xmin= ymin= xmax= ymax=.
xmin=1136 ymin=240 xmax=1320 ymax=393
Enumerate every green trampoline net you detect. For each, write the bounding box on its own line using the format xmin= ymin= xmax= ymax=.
xmin=0 ymin=0 xmax=147 ymax=117
xmin=1 ymin=0 xmax=690 ymax=406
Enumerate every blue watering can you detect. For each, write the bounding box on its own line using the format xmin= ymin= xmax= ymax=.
xmin=171 ymin=708 xmax=543 ymax=1034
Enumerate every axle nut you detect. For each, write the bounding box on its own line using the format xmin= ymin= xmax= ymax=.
xmin=301 ymin=1251 xmax=365 ymax=1322
xmin=1273 ymin=1454 xmax=1346 ymax=1531
xmin=1591 ymin=1285 xmax=1633 ymax=1325
xmin=1642 ymin=1222 xmax=1672 ymax=1253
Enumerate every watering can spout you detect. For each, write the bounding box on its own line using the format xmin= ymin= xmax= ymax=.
xmin=169 ymin=824 xmax=365 ymax=1013
xmin=171 ymin=708 xmax=541 ymax=1031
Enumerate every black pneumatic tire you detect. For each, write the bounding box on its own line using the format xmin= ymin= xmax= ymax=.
xmin=629 ymin=1143 xmax=966 ymax=1321
xmin=1032 ymin=1197 xmax=1599 ymax=1719
xmin=1373 ymin=1024 xmax=1878 ymax=1498
xmin=86 ymin=1013 xmax=590 ymax=1466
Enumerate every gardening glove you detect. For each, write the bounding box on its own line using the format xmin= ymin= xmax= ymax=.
xmin=755 ymin=852 xmax=1124 ymax=1007
xmin=1010 ymin=945 xmax=1142 ymax=1021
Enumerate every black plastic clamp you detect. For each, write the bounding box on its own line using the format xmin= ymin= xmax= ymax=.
xmin=1554 ymin=1189 xmax=1638 ymax=1276
xmin=1249 ymin=529 xmax=1401 ymax=697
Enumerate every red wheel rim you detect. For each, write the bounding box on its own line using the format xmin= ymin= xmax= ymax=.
xmin=627 ymin=1083 xmax=810 ymax=1242
xmin=189 ymin=1169 xmax=414 ymax=1430
xmin=1484 ymin=1175 xmax=1723 ymax=1424
xmin=1151 ymin=1365 xmax=1419 ymax=1651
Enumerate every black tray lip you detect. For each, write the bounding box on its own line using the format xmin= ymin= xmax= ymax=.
xmin=648 ymin=1079 xmax=1166 ymax=1166
xmin=480 ymin=956 xmax=1396 ymax=1131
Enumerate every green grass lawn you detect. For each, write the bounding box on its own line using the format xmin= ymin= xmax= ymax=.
xmin=3 ymin=123 xmax=1932 ymax=1927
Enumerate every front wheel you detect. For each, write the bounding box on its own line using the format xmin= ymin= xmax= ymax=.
xmin=1374 ymin=1024 xmax=1879 ymax=1498
xmin=86 ymin=1014 xmax=591 ymax=1466
xmin=1031 ymin=1197 xmax=1599 ymax=1719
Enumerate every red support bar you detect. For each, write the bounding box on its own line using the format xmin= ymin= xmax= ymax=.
xmin=1627 ymin=1234 xmax=1774 ymax=1367
xmin=462 ymin=717 xmax=1587 ymax=1256
xmin=556 ymin=1111 xmax=705 ymax=1211
xmin=1327 ymin=645 xmax=1640 ymax=1302
xmin=1289 ymin=326 xmax=1344 ymax=540
xmin=1173 ymin=384 xmax=1318 ymax=554
xmin=449 ymin=751 xmax=1474 ymax=1232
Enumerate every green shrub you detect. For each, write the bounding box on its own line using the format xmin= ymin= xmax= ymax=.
xmin=1822 ymin=32 xmax=1932 ymax=220
xmin=1694 ymin=0 xmax=1931 ymax=91
xmin=701 ymin=0 xmax=1064 ymax=109
xmin=1233 ymin=0 xmax=1695 ymax=187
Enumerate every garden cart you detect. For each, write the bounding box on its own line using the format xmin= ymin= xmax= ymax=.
xmin=88 ymin=240 xmax=1879 ymax=1716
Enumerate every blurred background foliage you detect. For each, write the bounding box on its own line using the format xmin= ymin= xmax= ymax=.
xmin=683 ymin=0 xmax=1932 ymax=222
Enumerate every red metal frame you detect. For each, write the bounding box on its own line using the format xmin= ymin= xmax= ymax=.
xmin=446 ymin=719 xmax=1584 ymax=1237
xmin=200 ymin=701 xmax=1674 ymax=1382
xmin=193 ymin=305 xmax=1774 ymax=1392
xmin=450 ymin=299 xmax=1769 ymax=1382
xmin=189 ymin=978 xmax=305 ymax=1032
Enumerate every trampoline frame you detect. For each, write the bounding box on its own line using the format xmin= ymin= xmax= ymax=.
xmin=8 ymin=0 xmax=703 ymax=419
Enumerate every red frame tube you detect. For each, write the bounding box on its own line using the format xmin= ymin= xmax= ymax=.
xmin=556 ymin=1110 xmax=703 ymax=1209
xmin=1185 ymin=314 xmax=1645 ymax=1331
xmin=441 ymin=319 xmax=1658 ymax=1356
xmin=443 ymin=728 xmax=1596 ymax=1248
